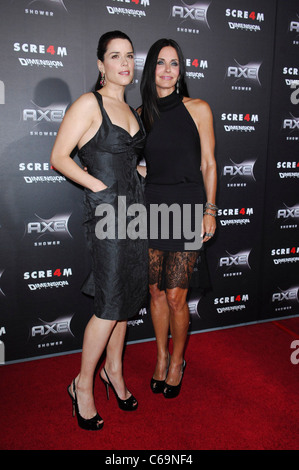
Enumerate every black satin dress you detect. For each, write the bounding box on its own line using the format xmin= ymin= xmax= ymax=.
xmin=78 ymin=92 xmax=148 ymax=320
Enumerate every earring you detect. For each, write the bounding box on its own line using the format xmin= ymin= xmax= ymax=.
xmin=176 ymin=79 xmax=180 ymax=94
xmin=100 ymin=72 xmax=106 ymax=87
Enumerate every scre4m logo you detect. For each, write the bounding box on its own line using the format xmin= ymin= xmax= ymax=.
xmin=24 ymin=268 xmax=72 ymax=280
xmin=13 ymin=42 xmax=67 ymax=57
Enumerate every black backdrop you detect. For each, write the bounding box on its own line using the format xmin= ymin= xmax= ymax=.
xmin=0 ymin=0 xmax=298 ymax=363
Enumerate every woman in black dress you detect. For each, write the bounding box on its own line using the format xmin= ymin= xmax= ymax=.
xmin=50 ymin=31 xmax=147 ymax=430
xmin=140 ymin=39 xmax=217 ymax=398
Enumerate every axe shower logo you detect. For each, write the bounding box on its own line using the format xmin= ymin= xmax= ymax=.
xmin=218 ymin=249 xmax=251 ymax=278
xmin=24 ymin=0 xmax=69 ymax=15
xmin=272 ymin=286 xmax=299 ymax=313
xmin=24 ymin=213 xmax=72 ymax=247
xmin=222 ymin=158 xmax=256 ymax=188
xmin=225 ymin=59 xmax=262 ymax=91
xmin=22 ymin=100 xmax=67 ymax=136
xmin=170 ymin=1 xmax=211 ymax=33
xmin=282 ymin=113 xmax=299 ymax=141
xmin=276 ymin=203 xmax=299 ymax=230
xmin=289 ymin=15 xmax=299 ymax=46
xmin=30 ymin=315 xmax=74 ymax=349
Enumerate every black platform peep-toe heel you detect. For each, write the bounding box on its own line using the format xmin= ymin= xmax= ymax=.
xmin=163 ymin=360 xmax=186 ymax=399
xmin=67 ymin=379 xmax=104 ymax=431
xmin=100 ymin=368 xmax=138 ymax=411
xmin=150 ymin=354 xmax=170 ymax=394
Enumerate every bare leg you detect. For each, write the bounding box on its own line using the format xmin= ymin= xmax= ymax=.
xmin=100 ymin=320 xmax=135 ymax=402
xmin=70 ymin=314 xmax=116 ymax=422
xmin=166 ymin=287 xmax=189 ymax=386
xmin=149 ymin=283 xmax=170 ymax=380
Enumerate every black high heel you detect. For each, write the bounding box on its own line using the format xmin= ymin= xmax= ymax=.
xmin=163 ymin=360 xmax=186 ymax=399
xmin=67 ymin=379 xmax=104 ymax=430
xmin=150 ymin=354 xmax=170 ymax=394
xmin=100 ymin=368 xmax=138 ymax=411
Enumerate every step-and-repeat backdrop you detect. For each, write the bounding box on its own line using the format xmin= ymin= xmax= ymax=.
xmin=0 ymin=0 xmax=298 ymax=363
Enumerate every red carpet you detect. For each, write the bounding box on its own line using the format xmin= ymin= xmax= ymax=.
xmin=1 ymin=318 xmax=299 ymax=450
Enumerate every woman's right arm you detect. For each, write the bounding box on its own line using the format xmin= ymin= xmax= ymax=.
xmin=50 ymin=93 xmax=107 ymax=192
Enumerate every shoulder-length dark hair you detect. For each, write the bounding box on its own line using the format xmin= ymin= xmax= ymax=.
xmin=95 ymin=30 xmax=134 ymax=90
xmin=140 ymin=38 xmax=189 ymax=131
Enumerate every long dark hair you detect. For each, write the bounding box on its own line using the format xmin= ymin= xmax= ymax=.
xmin=95 ymin=30 xmax=134 ymax=90
xmin=140 ymin=38 xmax=189 ymax=131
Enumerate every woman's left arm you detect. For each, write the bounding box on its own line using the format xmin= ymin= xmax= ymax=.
xmin=192 ymin=100 xmax=217 ymax=242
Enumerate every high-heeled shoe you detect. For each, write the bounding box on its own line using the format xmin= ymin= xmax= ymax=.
xmin=150 ymin=354 xmax=170 ymax=394
xmin=100 ymin=368 xmax=138 ymax=411
xmin=163 ymin=360 xmax=186 ymax=399
xmin=67 ymin=379 xmax=104 ymax=430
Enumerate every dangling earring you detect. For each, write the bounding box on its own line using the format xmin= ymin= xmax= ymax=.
xmin=176 ymin=79 xmax=180 ymax=94
xmin=100 ymin=72 xmax=106 ymax=87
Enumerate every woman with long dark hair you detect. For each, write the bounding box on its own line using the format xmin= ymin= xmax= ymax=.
xmin=51 ymin=31 xmax=147 ymax=430
xmin=140 ymin=38 xmax=217 ymax=398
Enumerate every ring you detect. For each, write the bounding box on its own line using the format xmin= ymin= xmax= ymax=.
xmin=206 ymin=232 xmax=214 ymax=237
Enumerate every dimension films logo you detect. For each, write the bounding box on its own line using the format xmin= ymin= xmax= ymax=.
xmin=225 ymin=7 xmax=265 ymax=32
xmin=170 ymin=1 xmax=210 ymax=34
xmin=271 ymin=246 xmax=299 ymax=266
xmin=283 ymin=66 xmax=299 ymax=108
xmin=29 ymin=314 xmax=74 ymax=350
xmin=214 ymin=293 xmax=249 ymax=314
xmin=106 ymin=0 xmax=150 ymax=18
xmin=276 ymin=160 xmax=299 ymax=180
xmin=272 ymin=286 xmax=299 ymax=313
xmin=225 ymin=59 xmax=262 ymax=91
xmin=13 ymin=41 xmax=67 ymax=68
xmin=23 ymin=213 xmax=72 ymax=247
xmin=217 ymin=249 xmax=251 ymax=278
xmin=185 ymin=57 xmax=208 ymax=80
xmin=221 ymin=158 xmax=256 ymax=188
xmin=19 ymin=161 xmax=66 ymax=184
xmin=221 ymin=112 xmax=259 ymax=132
xmin=217 ymin=207 xmax=253 ymax=227
xmin=23 ymin=267 xmax=72 ymax=291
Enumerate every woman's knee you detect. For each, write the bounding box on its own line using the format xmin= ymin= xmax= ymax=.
xmin=166 ymin=288 xmax=187 ymax=312
xmin=149 ymin=283 xmax=166 ymax=303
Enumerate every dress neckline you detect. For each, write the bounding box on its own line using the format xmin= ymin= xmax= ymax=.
xmin=157 ymin=90 xmax=183 ymax=112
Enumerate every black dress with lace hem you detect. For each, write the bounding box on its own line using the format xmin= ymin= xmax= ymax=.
xmin=143 ymin=91 xmax=210 ymax=292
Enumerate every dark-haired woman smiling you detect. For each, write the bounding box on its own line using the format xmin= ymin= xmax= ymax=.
xmin=140 ymin=38 xmax=217 ymax=398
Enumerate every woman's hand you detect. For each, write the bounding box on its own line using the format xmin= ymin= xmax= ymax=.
xmin=201 ymin=214 xmax=216 ymax=243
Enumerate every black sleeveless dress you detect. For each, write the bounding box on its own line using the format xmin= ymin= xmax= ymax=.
xmin=144 ymin=91 xmax=205 ymax=252
xmin=78 ymin=92 xmax=148 ymax=320
xmin=143 ymin=91 xmax=210 ymax=291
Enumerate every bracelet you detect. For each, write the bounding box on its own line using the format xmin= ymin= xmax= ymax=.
xmin=205 ymin=202 xmax=218 ymax=211
xmin=204 ymin=211 xmax=217 ymax=218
